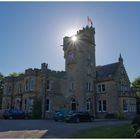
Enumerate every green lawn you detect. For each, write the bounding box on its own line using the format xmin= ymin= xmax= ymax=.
xmin=74 ymin=124 xmax=134 ymax=138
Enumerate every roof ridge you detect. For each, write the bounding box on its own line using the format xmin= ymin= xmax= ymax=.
xmin=96 ymin=62 xmax=119 ymax=68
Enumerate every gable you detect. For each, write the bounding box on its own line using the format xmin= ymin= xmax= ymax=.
xmin=96 ymin=62 xmax=119 ymax=81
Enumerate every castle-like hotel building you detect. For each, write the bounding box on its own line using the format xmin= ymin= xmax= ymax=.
xmin=2 ymin=26 xmax=136 ymax=119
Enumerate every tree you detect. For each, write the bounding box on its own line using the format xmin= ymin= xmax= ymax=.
xmin=132 ymin=76 xmax=140 ymax=114
xmin=0 ymin=73 xmax=4 ymax=109
xmin=9 ymin=72 xmax=24 ymax=77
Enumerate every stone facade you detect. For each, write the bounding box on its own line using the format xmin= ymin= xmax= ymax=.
xmin=2 ymin=26 xmax=137 ymax=119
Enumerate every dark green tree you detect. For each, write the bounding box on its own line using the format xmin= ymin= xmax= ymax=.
xmin=132 ymin=76 xmax=140 ymax=114
xmin=31 ymin=97 xmax=42 ymax=119
xmin=0 ymin=73 xmax=4 ymax=109
xmin=9 ymin=72 xmax=24 ymax=77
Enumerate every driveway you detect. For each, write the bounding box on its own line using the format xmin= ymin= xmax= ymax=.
xmin=0 ymin=119 xmax=131 ymax=138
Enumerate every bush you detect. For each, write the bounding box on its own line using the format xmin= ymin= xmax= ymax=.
xmin=135 ymin=129 xmax=140 ymax=138
xmin=115 ymin=111 xmax=125 ymax=120
xmin=131 ymin=115 xmax=140 ymax=132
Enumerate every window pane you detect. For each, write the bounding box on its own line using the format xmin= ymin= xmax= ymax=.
xmin=102 ymin=84 xmax=105 ymax=92
xmin=98 ymin=100 xmax=102 ymax=111
xmin=87 ymin=101 xmax=90 ymax=111
xmin=103 ymin=100 xmax=106 ymax=111
xmin=45 ymin=99 xmax=50 ymax=111
xmin=123 ymin=99 xmax=128 ymax=111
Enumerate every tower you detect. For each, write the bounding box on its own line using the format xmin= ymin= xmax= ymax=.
xmin=63 ymin=26 xmax=96 ymax=114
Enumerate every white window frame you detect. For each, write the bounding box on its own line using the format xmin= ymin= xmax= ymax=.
xmin=97 ymin=84 xmax=106 ymax=93
xmin=30 ymin=79 xmax=35 ymax=91
xmin=97 ymin=100 xmax=107 ymax=112
xmin=47 ymin=80 xmax=53 ymax=91
xmin=123 ymin=99 xmax=128 ymax=112
xmin=102 ymin=100 xmax=107 ymax=112
xmin=97 ymin=100 xmax=102 ymax=112
xmin=45 ymin=99 xmax=50 ymax=112
xmin=86 ymin=100 xmax=91 ymax=112
xmin=87 ymin=82 xmax=92 ymax=92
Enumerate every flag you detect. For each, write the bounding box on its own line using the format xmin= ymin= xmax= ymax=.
xmin=87 ymin=16 xmax=93 ymax=26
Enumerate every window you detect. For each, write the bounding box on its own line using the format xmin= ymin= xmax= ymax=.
xmin=86 ymin=99 xmax=91 ymax=111
xmin=123 ymin=99 xmax=128 ymax=112
xmin=97 ymin=84 xmax=106 ymax=93
xmin=102 ymin=84 xmax=105 ymax=92
xmin=71 ymin=99 xmax=76 ymax=111
xmin=45 ymin=99 xmax=50 ymax=112
xmin=97 ymin=100 xmax=107 ymax=112
xmin=25 ymin=79 xmax=29 ymax=91
xmin=103 ymin=100 xmax=107 ymax=111
xmin=47 ymin=80 xmax=53 ymax=91
xmin=98 ymin=100 xmax=102 ymax=112
xmin=24 ymin=99 xmax=27 ymax=110
xmin=86 ymin=82 xmax=92 ymax=92
xmin=28 ymin=99 xmax=34 ymax=112
xmin=30 ymin=79 xmax=35 ymax=91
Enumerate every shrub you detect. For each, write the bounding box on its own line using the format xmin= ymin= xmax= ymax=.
xmin=131 ymin=115 xmax=140 ymax=132
xmin=115 ymin=111 xmax=125 ymax=120
xmin=135 ymin=129 xmax=140 ymax=138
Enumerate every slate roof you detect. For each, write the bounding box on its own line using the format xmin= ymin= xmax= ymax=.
xmin=96 ymin=62 xmax=119 ymax=81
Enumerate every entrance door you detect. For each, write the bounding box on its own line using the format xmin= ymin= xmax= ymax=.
xmin=71 ymin=99 xmax=76 ymax=111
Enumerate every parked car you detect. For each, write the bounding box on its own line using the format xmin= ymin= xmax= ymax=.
xmin=65 ymin=112 xmax=94 ymax=123
xmin=54 ymin=110 xmax=69 ymax=121
xmin=3 ymin=109 xmax=30 ymax=119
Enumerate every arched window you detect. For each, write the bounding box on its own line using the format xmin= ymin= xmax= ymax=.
xmin=71 ymin=99 xmax=76 ymax=111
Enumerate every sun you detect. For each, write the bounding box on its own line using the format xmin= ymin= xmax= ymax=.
xmin=71 ymin=35 xmax=77 ymax=42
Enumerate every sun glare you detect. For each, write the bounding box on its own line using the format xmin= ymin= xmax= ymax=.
xmin=71 ymin=36 xmax=77 ymax=42
xmin=65 ymin=28 xmax=78 ymax=37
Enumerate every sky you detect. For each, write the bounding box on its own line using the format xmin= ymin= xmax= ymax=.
xmin=0 ymin=2 xmax=140 ymax=82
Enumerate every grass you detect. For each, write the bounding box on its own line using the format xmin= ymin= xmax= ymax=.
xmin=74 ymin=124 xmax=134 ymax=138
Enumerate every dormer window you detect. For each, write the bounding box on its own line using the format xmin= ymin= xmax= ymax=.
xmin=97 ymin=84 xmax=106 ymax=93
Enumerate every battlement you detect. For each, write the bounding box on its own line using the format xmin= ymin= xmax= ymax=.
xmin=77 ymin=25 xmax=95 ymax=35
xmin=47 ymin=69 xmax=66 ymax=78
xmin=63 ymin=26 xmax=95 ymax=51
xmin=25 ymin=68 xmax=40 ymax=76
